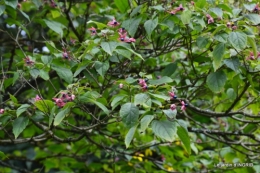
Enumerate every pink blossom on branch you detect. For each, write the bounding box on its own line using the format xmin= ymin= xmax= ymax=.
xmin=88 ymin=27 xmax=97 ymax=35
xmin=53 ymin=98 xmax=66 ymax=108
xmin=170 ymin=104 xmax=176 ymax=111
xmin=34 ymin=95 xmax=42 ymax=101
xmin=0 ymin=109 xmax=4 ymax=114
xmin=107 ymin=18 xmax=120 ymax=27
xmin=23 ymin=57 xmax=34 ymax=66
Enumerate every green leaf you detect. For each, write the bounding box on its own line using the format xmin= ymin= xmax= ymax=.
xmin=39 ymin=70 xmax=50 ymax=80
xmin=224 ymin=57 xmax=240 ymax=73
xmin=244 ymin=14 xmax=260 ymax=25
xmin=228 ymin=32 xmax=247 ymax=50
xmin=226 ymin=88 xmax=237 ymax=100
xmin=32 ymin=0 xmax=41 ymax=8
xmin=181 ymin=10 xmax=192 ymax=25
xmin=206 ymin=70 xmax=227 ymax=93
xmin=163 ymin=109 xmax=177 ymax=119
xmin=91 ymin=100 xmax=110 ymax=115
xmin=148 ymin=93 xmax=170 ymax=100
xmin=114 ymin=0 xmax=129 ymax=13
xmin=0 ymin=151 xmax=6 ymax=159
xmin=248 ymin=37 xmax=257 ymax=59
xmin=73 ymin=60 xmax=90 ymax=77
xmin=94 ymin=61 xmax=109 ymax=78
xmin=144 ymin=18 xmax=158 ymax=37
xmin=161 ymin=62 xmax=177 ymax=76
xmin=13 ymin=117 xmax=29 ymax=139
xmin=117 ymin=46 xmax=143 ymax=60
xmin=210 ymin=8 xmax=223 ymax=18
xmin=140 ymin=115 xmax=154 ymax=132
xmin=87 ymin=20 xmax=107 ymax=29
xmin=151 ymin=120 xmax=177 ymax=142
xmin=35 ymin=100 xmax=55 ymax=114
xmin=120 ymin=103 xmax=139 ymax=128
xmin=53 ymin=108 xmax=70 ymax=126
xmin=243 ymin=4 xmax=256 ymax=11
xmin=196 ymin=36 xmax=209 ymax=49
xmin=134 ymin=93 xmax=151 ymax=107
xmin=111 ymin=95 xmax=127 ymax=109
xmin=125 ymin=125 xmax=137 ymax=148
xmin=9 ymin=93 xmax=18 ymax=104
xmin=51 ymin=66 xmax=73 ymax=84
xmin=12 ymin=71 xmax=19 ymax=86
xmin=195 ymin=0 xmax=206 ymax=9
xmin=100 ymin=42 xmax=118 ymax=56
xmin=16 ymin=104 xmax=30 ymax=117
xmin=30 ymin=68 xmax=40 ymax=79
xmin=149 ymin=76 xmax=173 ymax=85
xmin=122 ymin=18 xmax=142 ymax=37
xmin=177 ymin=126 xmax=191 ymax=155
xmin=19 ymin=10 xmax=30 ymax=22
xmin=41 ymin=56 xmax=52 ymax=65
xmin=213 ymin=43 xmax=225 ymax=71
xmin=5 ymin=0 xmax=18 ymax=9
xmin=43 ymin=19 xmax=66 ymax=36
xmin=0 ymin=5 xmax=6 ymax=16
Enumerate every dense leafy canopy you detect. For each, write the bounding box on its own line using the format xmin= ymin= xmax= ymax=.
xmin=0 ymin=0 xmax=260 ymax=172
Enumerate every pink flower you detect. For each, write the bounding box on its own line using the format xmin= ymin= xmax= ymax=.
xmin=168 ymin=91 xmax=175 ymax=98
xmin=168 ymin=9 xmax=177 ymax=15
xmin=176 ymin=4 xmax=184 ymax=11
xmin=71 ymin=94 xmax=75 ymax=101
xmin=138 ymin=79 xmax=146 ymax=85
xmin=181 ymin=101 xmax=186 ymax=111
xmin=53 ymin=98 xmax=66 ymax=108
xmin=34 ymin=95 xmax=42 ymax=101
xmin=119 ymin=83 xmax=123 ymax=88
xmin=253 ymin=3 xmax=260 ymax=12
xmin=126 ymin=38 xmax=136 ymax=43
xmin=118 ymin=28 xmax=127 ymax=35
xmin=107 ymin=18 xmax=120 ymax=27
xmin=247 ymin=52 xmax=255 ymax=60
xmin=232 ymin=26 xmax=237 ymax=31
xmin=191 ymin=1 xmax=195 ymax=5
xmin=170 ymin=104 xmax=176 ymax=110
xmin=0 ymin=109 xmax=4 ymax=114
xmin=88 ymin=27 xmax=97 ymax=35
xmin=208 ymin=17 xmax=214 ymax=24
xmin=226 ymin=22 xmax=231 ymax=28
xmin=23 ymin=57 xmax=34 ymax=66
xmin=50 ymin=0 xmax=57 ymax=8
xmin=62 ymin=49 xmax=71 ymax=60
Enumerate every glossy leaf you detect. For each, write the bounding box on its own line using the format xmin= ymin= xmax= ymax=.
xmin=206 ymin=70 xmax=227 ymax=93
xmin=149 ymin=76 xmax=173 ymax=85
xmin=53 ymin=107 xmax=70 ymax=126
xmin=151 ymin=120 xmax=177 ymax=142
xmin=114 ymin=0 xmax=129 ymax=13
xmin=144 ymin=18 xmax=158 ymax=37
xmin=125 ymin=125 xmax=137 ymax=148
xmin=35 ymin=100 xmax=55 ymax=114
xmin=120 ymin=103 xmax=139 ymax=128
xmin=100 ymin=42 xmax=118 ymax=56
xmin=94 ymin=61 xmax=109 ymax=78
xmin=17 ymin=104 xmax=30 ymax=117
xmin=51 ymin=66 xmax=73 ymax=84
xmin=43 ymin=20 xmax=66 ymax=36
xmin=177 ymin=126 xmax=191 ymax=155
xmin=13 ymin=117 xmax=29 ymax=139
xmin=228 ymin=32 xmax=247 ymax=50
xmin=224 ymin=57 xmax=240 ymax=73
xmin=181 ymin=10 xmax=192 ymax=25
xmin=213 ymin=43 xmax=225 ymax=71
xmin=140 ymin=115 xmax=154 ymax=132
xmin=134 ymin=93 xmax=151 ymax=107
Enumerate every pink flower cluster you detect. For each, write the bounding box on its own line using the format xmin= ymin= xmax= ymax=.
xmin=170 ymin=101 xmax=187 ymax=111
xmin=23 ymin=57 xmax=34 ymax=66
xmin=53 ymin=93 xmax=75 ymax=108
xmin=168 ymin=91 xmax=177 ymax=99
xmin=0 ymin=109 xmax=4 ymax=114
xmin=118 ymin=27 xmax=136 ymax=43
xmin=246 ymin=52 xmax=260 ymax=60
xmin=226 ymin=22 xmax=237 ymax=30
xmin=168 ymin=4 xmax=184 ymax=15
xmin=138 ymin=79 xmax=148 ymax=91
xmin=206 ymin=14 xmax=214 ymax=24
